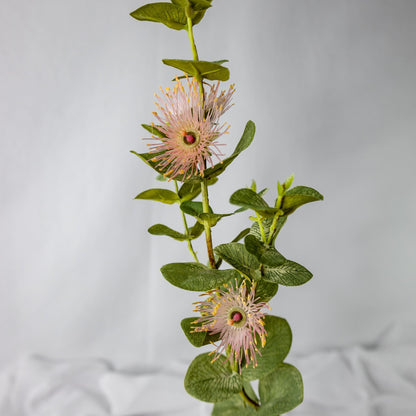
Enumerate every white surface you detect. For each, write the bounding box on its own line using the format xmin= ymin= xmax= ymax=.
xmin=1 ymin=322 xmax=415 ymax=415
xmin=1 ymin=0 xmax=416 ymax=390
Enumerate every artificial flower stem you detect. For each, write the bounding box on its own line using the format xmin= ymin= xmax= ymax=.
xmin=229 ymin=349 xmax=259 ymax=408
xmin=267 ymin=192 xmax=285 ymax=245
xmin=186 ymin=17 xmax=199 ymax=61
xmin=239 ymin=390 xmax=260 ymax=410
xmin=174 ymin=181 xmax=200 ymax=263
xmin=186 ymin=16 xmax=213 ymax=266
xmin=267 ymin=213 xmax=280 ymax=246
xmin=186 ymin=16 xmax=205 ymax=103
xmin=201 ymin=178 xmax=216 ymax=268
xmin=256 ymin=213 xmax=267 ymax=244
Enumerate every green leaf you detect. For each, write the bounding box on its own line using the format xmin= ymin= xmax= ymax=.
xmin=230 ymin=189 xmax=278 ymax=218
xmin=263 ymin=260 xmax=313 ymax=286
xmin=141 ymin=123 xmax=166 ymax=138
xmin=188 ymin=221 xmax=204 ymax=239
xmin=184 ymin=353 xmax=243 ymax=403
xmin=135 ymin=188 xmax=179 ymax=204
xmin=202 ymin=121 xmax=256 ymax=181
xmin=180 ymin=201 xmax=230 ymax=227
xmin=170 ymin=0 xmax=212 ymax=12
xmin=163 ymin=59 xmax=229 ymax=81
xmin=148 ymin=222 xmax=203 ymax=241
xmin=232 ymin=228 xmax=251 ymax=243
xmin=148 ymin=224 xmax=187 ymax=240
xmin=198 ymin=212 xmax=233 ymax=227
xmin=170 ymin=0 xmax=188 ymax=7
xmin=130 ymin=3 xmax=187 ymax=30
xmin=180 ymin=201 xmax=207 ymax=216
xmin=131 ymin=149 xmax=188 ymax=181
xmin=212 ymin=394 xmax=256 ymax=416
xmin=156 ymin=174 xmax=167 ymax=181
xmin=250 ymin=216 xmax=287 ymax=245
xmin=282 ymin=185 xmax=323 ymax=215
xmin=178 ymin=180 xmax=202 ymax=201
xmin=214 ymin=243 xmax=261 ymax=280
xmin=180 ymin=317 xmax=220 ymax=347
xmin=242 ymin=380 xmax=259 ymax=404
xmin=250 ymin=279 xmax=278 ymax=302
xmin=244 ymin=235 xmax=285 ymax=267
xmin=242 ymin=316 xmax=292 ymax=381
xmin=161 ymin=262 xmax=240 ymax=291
xmin=232 ymin=121 xmax=256 ymax=156
xmin=234 ymin=187 xmax=269 ymax=214
xmin=189 ymin=0 xmax=212 ymax=11
xmin=258 ymin=363 xmax=303 ymax=415
xmin=130 ymin=150 xmax=166 ymax=174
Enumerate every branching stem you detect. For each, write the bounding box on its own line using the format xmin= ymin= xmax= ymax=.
xmin=174 ymin=181 xmax=199 ymax=263
xmin=201 ymin=178 xmax=216 ymax=268
xmin=186 ymin=15 xmax=214 ymax=268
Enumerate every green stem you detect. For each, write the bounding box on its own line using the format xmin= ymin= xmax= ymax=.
xmin=201 ymin=178 xmax=216 ymax=268
xmin=226 ymin=349 xmax=260 ymax=409
xmin=267 ymin=213 xmax=280 ymax=246
xmin=239 ymin=390 xmax=260 ymax=410
xmin=174 ymin=181 xmax=199 ymax=263
xmin=186 ymin=14 xmax=213 ymax=267
xmin=186 ymin=16 xmax=204 ymax=103
xmin=266 ymin=193 xmax=284 ymax=245
xmin=256 ymin=214 xmax=267 ymax=244
xmin=186 ymin=16 xmax=199 ymax=61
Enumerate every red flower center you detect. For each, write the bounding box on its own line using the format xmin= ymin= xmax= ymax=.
xmin=232 ymin=311 xmax=243 ymax=323
xmin=183 ymin=133 xmax=196 ymax=144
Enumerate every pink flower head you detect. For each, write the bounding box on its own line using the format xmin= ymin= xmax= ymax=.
xmin=192 ymin=279 xmax=270 ymax=371
xmin=145 ymin=76 xmax=235 ymax=181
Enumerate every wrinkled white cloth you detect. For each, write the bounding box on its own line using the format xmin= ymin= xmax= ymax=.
xmin=100 ymin=361 xmax=208 ymax=416
xmin=1 ymin=323 xmax=416 ymax=415
xmin=0 ymin=356 xmax=111 ymax=416
xmin=290 ymin=322 xmax=416 ymax=416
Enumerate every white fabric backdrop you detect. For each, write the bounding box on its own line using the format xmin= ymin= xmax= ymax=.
xmin=1 ymin=0 xmax=416 ymax=379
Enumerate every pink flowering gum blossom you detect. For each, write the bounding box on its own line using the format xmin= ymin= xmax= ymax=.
xmin=145 ymin=76 xmax=235 ymax=181
xmin=192 ymin=279 xmax=271 ymax=371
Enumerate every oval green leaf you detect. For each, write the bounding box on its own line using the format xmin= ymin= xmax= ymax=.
xmin=188 ymin=221 xmax=204 ymax=239
xmin=230 ymin=189 xmax=278 ymax=218
xmin=161 ymin=262 xmax=240 ymax=291
xmin=184 ymin=353 xmax=243 ymax=403
xmin=244 ymin=235 xmax=285 ymax=267
xmin=135 ymin=188 xmax=179 ymax=204
xmin=214 ymin=243 xmax=261 ymax=281
xmin=212 ymin=394 xmax=256 ymax=416
xmin=180 ymin=201 xmax=208 ymax=216
xmin=178 ymin=180 xmax=201 ymax=201
xmin=258 ymin=363 xmax=303 ymax=415
xmin=263 ymin=260 xmax=313 ymax=286
xmin=141 ymin=123 xmax=166 ymax=138
xmin=181 ymin=317 xmax=220 ymax=347
xmin=163 ymin=59 xmax=230 ymax=81
xmin=148 ymin=224 xmax=187 ymax=240
xmin=202 ymin=121 xmax=256 ymax=181
xmin=130 ymin=3 xmax=187 ymax=30
xmin=242 ymin=315 xmax=292 ymax=381
xmin=198 ymin=212 xmax=233 ymax=227
xmin=282 ymin=185 xmax=323 ymax=215
xmin=251 ymin=279 xmax=279 ymax=302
